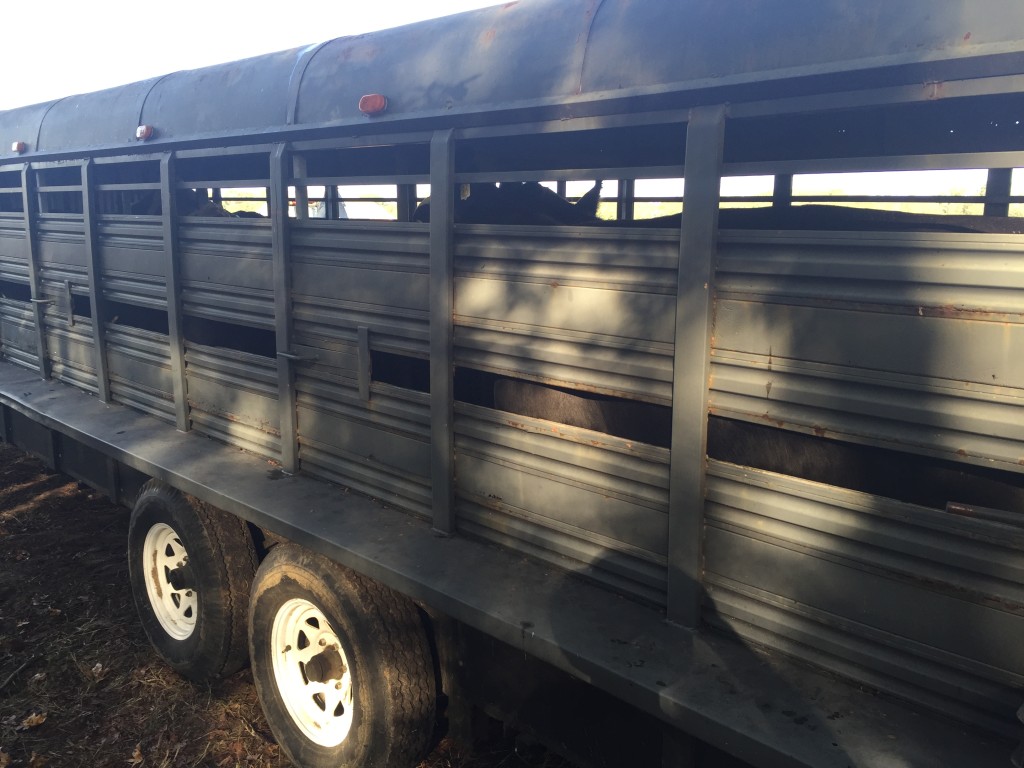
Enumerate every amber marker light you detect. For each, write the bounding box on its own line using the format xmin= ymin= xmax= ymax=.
xmin=358 ymin=94 xmax=388 ymax=116
xmin=135 ymin=125 xmax=155 ymax=141
xmin=11 ymin=141 xmax=27 ymax=154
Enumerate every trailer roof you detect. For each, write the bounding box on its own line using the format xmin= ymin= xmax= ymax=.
xmin=3 ymin=0 xmax=1024 ymax=160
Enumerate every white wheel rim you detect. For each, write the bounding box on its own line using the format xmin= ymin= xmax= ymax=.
xmin=142 ymin=522 xmax=197 ymax=640
xmin=270 ymin=598 xmax=354 ymax=748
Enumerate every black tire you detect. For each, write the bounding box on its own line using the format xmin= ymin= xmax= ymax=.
xmin=127 ymin=480 xmax=257 ymax=682
xmin=249 ymin=545 xmax=436 ymax=768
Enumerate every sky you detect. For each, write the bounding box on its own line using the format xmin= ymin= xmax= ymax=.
xmin=0 ymin=0 xmax=501 ymax=111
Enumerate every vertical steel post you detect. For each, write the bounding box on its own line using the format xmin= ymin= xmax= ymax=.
xmin=21 ymin=165 xmax=50 ymax=380
xmin=81 ymin=159 xmax=110 ymax=402
xmin=667 ymin=105 xmax=726 ymax=628
xmin=984 ymin=167 xmax=1013 ymax=218
xmin=271 ymin=144 xmax=300 ymax=473
xmin=429 ymin=130 xmax=456 ymax=534
xmin=773 ymin=173 xmax=794 ymax=208
xmin=617 ymin=178 xmax=635 ymax=221
xmin=160 ymin=154 xmax=190 ymax=432
xmin=292 ymin=154 xmax=309 ymax=220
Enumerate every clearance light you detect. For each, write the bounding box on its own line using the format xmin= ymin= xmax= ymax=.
xmin=11 ymin=141 xmax=27 ymax=154
xmin=358 ymin=94 xmax=388 ymax=116
xmin=135 ymin=124 xmax=155 ymax=141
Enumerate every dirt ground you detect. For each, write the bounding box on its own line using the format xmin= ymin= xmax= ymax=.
xmin=0 ymin=443 xmax=568 ymax=768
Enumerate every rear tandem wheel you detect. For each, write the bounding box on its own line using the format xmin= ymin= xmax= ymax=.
xmin=248 ymin=544 xmax=436 ymax=768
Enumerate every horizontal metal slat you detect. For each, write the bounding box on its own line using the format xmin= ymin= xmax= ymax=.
xmin=456 ymin=500 xmax=667 ymax=606
xmin=710 ymin=351 xmax=1024 ymax=472
xmin=105 ymin=325 xmax=174 ymax=422
xmin=298 ymin=438 xmax=431 ymax=520
xmin=189 ymin=410 xmax=281 ymax=459
xmin=704 ymin=460 xmax=1024 ymax=731
xmin=455 ymin=323 xmax=672 ymax=404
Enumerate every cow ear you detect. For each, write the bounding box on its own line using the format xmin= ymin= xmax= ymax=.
xmin=575 ymin=179 xmax=603 ymax=216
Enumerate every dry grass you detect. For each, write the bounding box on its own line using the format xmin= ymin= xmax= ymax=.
xmin=0 ymin=444 xmax=571 ymax=768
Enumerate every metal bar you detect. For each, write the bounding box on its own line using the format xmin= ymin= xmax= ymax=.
xmin=174 ymin=179 xmax=269 ymax=190
xmin=984 ymin=167 xmax=1013 ymax=217
xmin=667 ymin=105 xmax=726 ymax=628
xmin=160 ymin=154 xmax=189 ymax=432
xmin=175 ymin=143 xmax=277 ymax=159
xmin=429 ymin=129 xmax=455 ymax=535
xmin=730 ymin=72 xmax=1024 ymax=122
xmin=617 ymin=178 xmax=635 ymax=221
xmin=63 ymin=280 xmax=74 ymax=327
xmin=81 ymin=159 xmax=111 ymax=402
xmin=357 ymin=326 xmax=370 ymax=402
xmin=298 ymin=175 xmax=428 ymax=187
xmin=270 ymin=144 xmax=299 ymax=473
xmin=725 ymin=150 xmax=1024 ymax=178
xmin=94 ymin=183 xmax=162 ymax=192
xmin=292 ymin=154 xmax=309 ymax=220
xmin=21 ymin=166 xmax=50 ymax=380
xmin=454 ymin=167 xmax=684 ymax=184
xmin=772 ymin=173 xmax=793 ymax=208
xmin=396 ymin=184 xmax=417 ymax=222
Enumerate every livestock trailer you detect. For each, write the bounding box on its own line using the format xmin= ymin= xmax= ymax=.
xmin=1 ymin=1 xmax=1023 ymax=765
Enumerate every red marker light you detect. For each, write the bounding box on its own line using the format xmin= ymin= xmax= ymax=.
xmin=358 ymin=94 xmax=388 ymax=116
xmin=11 ymin=141 xmax=27 ymax=154
xmin=135 ymin=124 xmax=154 ymax=141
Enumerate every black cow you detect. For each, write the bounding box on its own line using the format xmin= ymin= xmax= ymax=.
xmin=413 ymin=180 xmax=602 ymax=225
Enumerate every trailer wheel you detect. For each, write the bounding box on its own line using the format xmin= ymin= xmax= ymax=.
xmin=249 ymin=545 xmax=435 ymax=768
xmin=128 ymin=480 xmax=257 ymax=681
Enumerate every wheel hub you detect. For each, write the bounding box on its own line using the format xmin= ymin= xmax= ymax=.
xmin=141 ymin=523 xmax=198 ymax=641
xmin=270 ymin=598 xmax=354 ymax=747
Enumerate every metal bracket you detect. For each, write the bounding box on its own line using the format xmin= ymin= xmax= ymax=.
xmin=357 ymin=326 xmax=371 ymax=402
xmin=277 ymin=351 xmax=317 ymax=363
xmin=64 ymin=280 xmax=75 ymax=326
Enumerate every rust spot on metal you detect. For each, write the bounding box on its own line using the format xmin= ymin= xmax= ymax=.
xmin=480 ymin=29 xmax=497 ymax=45
xmin=956 ymin=449 xmax=968 ymax=457
xmin=812 ymin=425 xmax=827 ymax=438
xmin=149 ymin=551 xmax=162 ymax=600
xmin=963 ymin=32 xmax=972 ymax=41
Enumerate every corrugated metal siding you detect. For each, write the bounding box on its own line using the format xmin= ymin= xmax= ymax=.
xmin=0 ymin=213 xmax=28 ymax=283
xmin=712 ymin=230 xmax=1024 ymax=470
xmin=36 ymin=214 xmax=86 ymax=273
xmin=453 ymin=225 xmax=678 ymax=403
xmin=707 ymin=228 xmax=1024 ymax=733
xmin=455 ymin=402 xmax=669 ymax=604
xmin=291 ymin=221 xmax=432 ymax=517
xmin=98 ymin=216 xmax=166 ymax=309
xmin=178 ymin=219 xmax=274 ymax=327
xmin=105 ymin=324 xmax=175 ymax=423
xmin=704 ymin=459 xmax=1024 ymax=734
xmin=0 ymin=298 xmax=38 ymax=372
xmin=451 ymin=226 xmax=676 ymax=603
xmin=291 ymin=221 xmax=430 ymax=355
xmin=43 ymin=309 xmax=97 ymax=394
xmin=184 ymin=341 xmax=280 ymax=459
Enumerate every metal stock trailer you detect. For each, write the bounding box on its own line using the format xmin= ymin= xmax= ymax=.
xmin=1 ymin=1 xmax=1023 ymax=765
